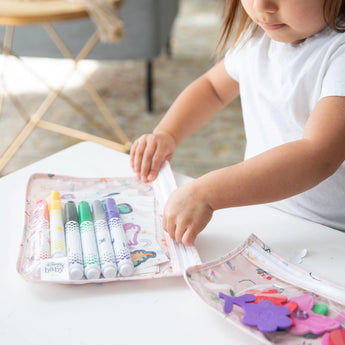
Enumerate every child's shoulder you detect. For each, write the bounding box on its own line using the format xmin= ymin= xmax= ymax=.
xmin=305 ymin=27 xmax=345 ymax=60
xmin=310 ymin=26 xmax=345 ymax=45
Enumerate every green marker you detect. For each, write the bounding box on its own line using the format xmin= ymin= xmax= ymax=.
xmin=78 ymin=201 xmax=101 ymax=280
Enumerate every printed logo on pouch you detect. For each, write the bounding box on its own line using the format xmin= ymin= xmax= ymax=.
xmin=41 ymin=257 xmax=70 ymax=281
xmin=44 ymin=261 xmax=65 ymax=274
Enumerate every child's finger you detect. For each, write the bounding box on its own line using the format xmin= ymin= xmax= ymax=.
xmin=147 ymin=144 xmax=171 ymax=181
xmin=140 ymin=135 xmax=158 ymax=182
xmin=182 ymin=228 xmax=197 ymax=246
xmin=162 ymin=213 xmax=176 ymax=241
xmin=175 ymin=222 xmax=188 ymax=244
xmin=129 ymin=140 xmax=138 ymax=169
xmin=133 ymin=136 xmax=147 ymax=177
xmin=167 ymin=222 xmax=177 ymax=242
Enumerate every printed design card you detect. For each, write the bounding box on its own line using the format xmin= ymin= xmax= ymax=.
xmin=113 ymin=194 xmax=169 ymax=274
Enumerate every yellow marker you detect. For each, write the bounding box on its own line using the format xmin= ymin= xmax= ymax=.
xmin=49 ymin=191 xmax=66 ymax=258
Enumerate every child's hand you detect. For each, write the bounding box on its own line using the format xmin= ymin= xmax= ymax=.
xmin=163 ymin=180 xmax=213 ymax=246
xmin=130 ymin=131 xmax=176 ymax=182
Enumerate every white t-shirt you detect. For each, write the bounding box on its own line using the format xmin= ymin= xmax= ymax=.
xmin=225 ymin=25 xmax=345 ymax=231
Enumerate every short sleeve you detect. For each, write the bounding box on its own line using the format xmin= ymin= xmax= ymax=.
xmin=224 ymin=48 xmax=241 ymax=82
xmin=224 ymin=25 xmax=260 ymax=82
xmin=320 ymin=42 xmax=345 ymax=99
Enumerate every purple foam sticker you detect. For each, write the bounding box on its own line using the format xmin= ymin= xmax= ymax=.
xmin=242 ymin=300 xmax=292 ymax=333
xmin=219 ymin=293 xmax=256 ymax=314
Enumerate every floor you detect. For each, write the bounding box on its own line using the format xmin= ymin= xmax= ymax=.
xmin=0 ymin=0 xmax=245 ymax=178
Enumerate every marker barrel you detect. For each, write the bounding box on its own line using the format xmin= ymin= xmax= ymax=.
xmin=49 ymin=191 xmax=66 ymax=258
xmin=104 ymin=198 xmax=134 ymax=277
xmin=32 ymin=200 xmax=51 ymax=262
xmin=30 ymin=200 xmax=51 ymax=278
xmin=65 ymin=201 xmax=84 ymax=280
xmin=92 ymin=200 xmax=117 ymax=278
xmin=79 ymin=201 xmax=101 ymax=280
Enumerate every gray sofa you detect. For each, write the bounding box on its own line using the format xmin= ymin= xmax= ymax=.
xmin=0 ymin=0 xmax=180 ymax=112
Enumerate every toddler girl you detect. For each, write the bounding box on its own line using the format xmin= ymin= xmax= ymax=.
xmin=130 ymin=0 xmax=345 ymax=246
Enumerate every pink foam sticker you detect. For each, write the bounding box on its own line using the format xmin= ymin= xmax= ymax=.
xmin=288 ymin=294 xmax=342 ymax=335
xmin=321 ymin=333 xmax=330 ymax=345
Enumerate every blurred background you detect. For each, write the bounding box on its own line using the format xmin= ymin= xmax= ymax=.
xmin=0 ymin=0 xmax=245 ymax=177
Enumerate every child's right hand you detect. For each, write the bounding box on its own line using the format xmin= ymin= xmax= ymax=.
xmin=130 ymin=130 xmax=177 ymax=182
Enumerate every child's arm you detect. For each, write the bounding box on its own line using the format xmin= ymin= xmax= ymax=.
xmin=130 ymin=59 xmax=240 ymax=182
xmin=164 ymin=96 xmax=345 ymax=246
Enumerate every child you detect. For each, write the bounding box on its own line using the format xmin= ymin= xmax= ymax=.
xmin=130 ymin=0 xmax=345 ymax=246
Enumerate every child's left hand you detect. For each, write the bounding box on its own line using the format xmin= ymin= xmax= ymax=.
xmin=162 ymin=180 xmax=213 ymax=246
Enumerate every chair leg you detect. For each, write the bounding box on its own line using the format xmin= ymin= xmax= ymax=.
xmin=146 ymin=60 xmax=153 ymax=113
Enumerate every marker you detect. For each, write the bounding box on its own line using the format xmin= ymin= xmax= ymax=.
xmin=78 ymin=201 xmax=101 ymax=280
xmin=32 ymin=200 xmax=51 ymax=261
xmin=64 ymin=201 xmax=84 ymax=280
xmin=48 ymin=191 xmax=66 ymax=258
xmin=31 ymin=200 xmax=50 ymax=278
xmin=92 ymin=200 xmax=117 ymax=278
xmin=104 ymin=198 xmax=134 ymax=277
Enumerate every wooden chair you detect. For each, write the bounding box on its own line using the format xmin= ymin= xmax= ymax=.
xmin=0 ymin=0 xmax=132 ymax=173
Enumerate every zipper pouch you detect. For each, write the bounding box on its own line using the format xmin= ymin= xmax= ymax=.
xmin=185 ymin=234 xmax=345 ymax=344
xmin=17 ymin=162 xmax=201 ymax=284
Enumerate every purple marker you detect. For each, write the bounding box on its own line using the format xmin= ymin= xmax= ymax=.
xmin=103 ymin=198 xmax=134 ymax=277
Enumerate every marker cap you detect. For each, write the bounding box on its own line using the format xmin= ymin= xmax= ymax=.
xmin=49 ymin=191 xmax=61 ymax=211
xmin=70 ymin=266 xmax=84 ymax=280
xmin=104 ymin=198 xmax=120 ymax=220
xmin=92 ymin=200 xmax=107 ymax=221
xmin=86 ymin=266 xmax=101 ymax=280
xmin=65 ymin=201 xmax=78 ymax=223
xmin=34 ymin=200 xmax=49 ymax=220
xmin=102 ymin=263 xmax=117 ymax=278
xmin=78 ymin=201 xmax=92 ymax=223
xmin=119 ymin=262 xmax=134 ymax=277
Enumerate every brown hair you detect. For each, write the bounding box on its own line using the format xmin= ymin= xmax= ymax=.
xmin=324 ymin=0 xmax=345 ymax=31
xmin=217 ymin=0 xmax=345 ymax=55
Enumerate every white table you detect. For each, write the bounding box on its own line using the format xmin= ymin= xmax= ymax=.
xmin=1 ymin=142 xmax=344 ymax=345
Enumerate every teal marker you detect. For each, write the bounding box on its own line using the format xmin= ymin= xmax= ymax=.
xmin=78 ymin=201 xmax=101 ymax=280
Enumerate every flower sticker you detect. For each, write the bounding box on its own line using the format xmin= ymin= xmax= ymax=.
xmin=242 ymin=300 xmax=292 ymax=333
xmin=288 ymin=294 xmax=342 ymax=335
